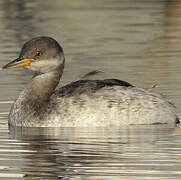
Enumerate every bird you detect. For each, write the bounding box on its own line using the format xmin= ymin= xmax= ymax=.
xmin=2 ymin=36 xmax=179 ymax=127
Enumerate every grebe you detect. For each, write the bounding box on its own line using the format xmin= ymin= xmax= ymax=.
xmin=2 ymin=36 xmax=179 ymax=127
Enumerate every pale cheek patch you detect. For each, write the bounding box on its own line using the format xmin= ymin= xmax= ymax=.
xmin=30 ymin=59 xmax=63 ymax=72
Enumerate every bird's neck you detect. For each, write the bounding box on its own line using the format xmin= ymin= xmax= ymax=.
xmin=18 ymin=68 xmax=63 ymax=112
xmin=28 ymin=71 xmax=61 ymax=101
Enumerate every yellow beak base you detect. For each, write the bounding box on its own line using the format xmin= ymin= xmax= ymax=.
xmin=2 ymin=58 xmax=35 ymax=69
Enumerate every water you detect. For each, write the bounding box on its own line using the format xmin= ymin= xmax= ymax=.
xmin=0 ymin=0 xmax=181 ymax=179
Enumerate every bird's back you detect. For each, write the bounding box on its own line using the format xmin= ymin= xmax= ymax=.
xmin=44 ymin=79 xmax=178 ymax=127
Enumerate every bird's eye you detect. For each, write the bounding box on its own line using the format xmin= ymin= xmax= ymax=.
xmin=35 ymin=51 xmax=41 ymax=57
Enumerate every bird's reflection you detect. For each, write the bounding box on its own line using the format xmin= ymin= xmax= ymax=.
xmin=9 ymin=124 xmax=178 ymax=179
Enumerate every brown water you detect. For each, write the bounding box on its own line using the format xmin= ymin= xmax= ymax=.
xmin=0 ymin=0 xmax=181 ymax=179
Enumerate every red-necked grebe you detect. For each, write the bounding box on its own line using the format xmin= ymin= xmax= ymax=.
xmin=2 ymin=36 xmax=179 ymax=127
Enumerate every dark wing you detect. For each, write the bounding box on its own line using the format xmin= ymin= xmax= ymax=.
xmin=54 ymin=79 xmax=133 ymax=97
xmin=96 ymin=79 xmax=133 ymax=87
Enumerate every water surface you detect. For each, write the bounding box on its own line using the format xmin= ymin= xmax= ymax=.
xmin=0 ymin=0 xmax=181 ymax=179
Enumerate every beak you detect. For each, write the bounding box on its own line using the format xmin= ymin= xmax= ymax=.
xmin=2 ymin=57 xmax=35 ymax=69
